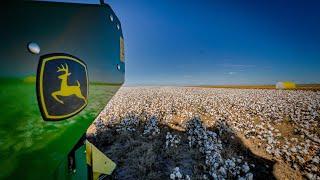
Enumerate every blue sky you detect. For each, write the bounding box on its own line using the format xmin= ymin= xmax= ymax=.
xmin=56 ymin=0 xmax=320 ymax=85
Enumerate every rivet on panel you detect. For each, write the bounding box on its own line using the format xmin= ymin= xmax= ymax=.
xmin=27 ymin=42 xmax=40 ymax=54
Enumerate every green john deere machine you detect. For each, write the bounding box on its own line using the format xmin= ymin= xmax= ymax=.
xmin=0 ymin=1 xmax=125 ymax=179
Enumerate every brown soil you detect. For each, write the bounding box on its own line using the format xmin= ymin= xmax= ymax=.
xmin=192 ymin=84 xmax=320 ymax=91
xmin=237 ymin=133 xmax=302 ymax=180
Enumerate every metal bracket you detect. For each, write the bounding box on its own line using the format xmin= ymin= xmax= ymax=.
xmin=68 ymin=134 xmax=86 ymax=173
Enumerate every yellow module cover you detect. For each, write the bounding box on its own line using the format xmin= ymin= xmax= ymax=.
xmin=276 ymin=81 xmax=296 ymax=89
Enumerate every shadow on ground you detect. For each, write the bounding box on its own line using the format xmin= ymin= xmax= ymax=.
xmin=87 ymin=116 xmax=276 ymax=180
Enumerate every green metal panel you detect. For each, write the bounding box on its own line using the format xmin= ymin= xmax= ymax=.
xmin=54 ymin=143 xmax=87 ymax=180
xmin=0 ymin=1 xmax=124 ymax=179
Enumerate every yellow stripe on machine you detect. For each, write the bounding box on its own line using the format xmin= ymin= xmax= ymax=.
xmin=86 ymin=140 xmax=116 ymax=179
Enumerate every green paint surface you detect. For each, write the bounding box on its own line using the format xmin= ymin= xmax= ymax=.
xmin=1 ymin=2 xmax=124 ymax=178
xmin=54 ymin=144 xmax=88 ymax=180
xmin=0 ymin=78 xmax=120 ymax=179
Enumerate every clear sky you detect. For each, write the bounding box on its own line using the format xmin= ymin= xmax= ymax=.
xmin=54 ymin=0 xmax=320 ymax=85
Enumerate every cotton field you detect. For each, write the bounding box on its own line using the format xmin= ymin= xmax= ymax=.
xmin=88 ymin=87 xmax=320 ymax=180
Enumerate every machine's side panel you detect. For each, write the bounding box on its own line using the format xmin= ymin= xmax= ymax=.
xmin=0 ymin=1 xmax=124 ymax=179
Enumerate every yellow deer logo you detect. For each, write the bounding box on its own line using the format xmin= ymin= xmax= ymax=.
xmin=51 ymin=64 xmax=86 ymax=104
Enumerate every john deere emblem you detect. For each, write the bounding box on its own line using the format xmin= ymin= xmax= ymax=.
xmin=37 ymin=53 xmax=88 ymax=121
